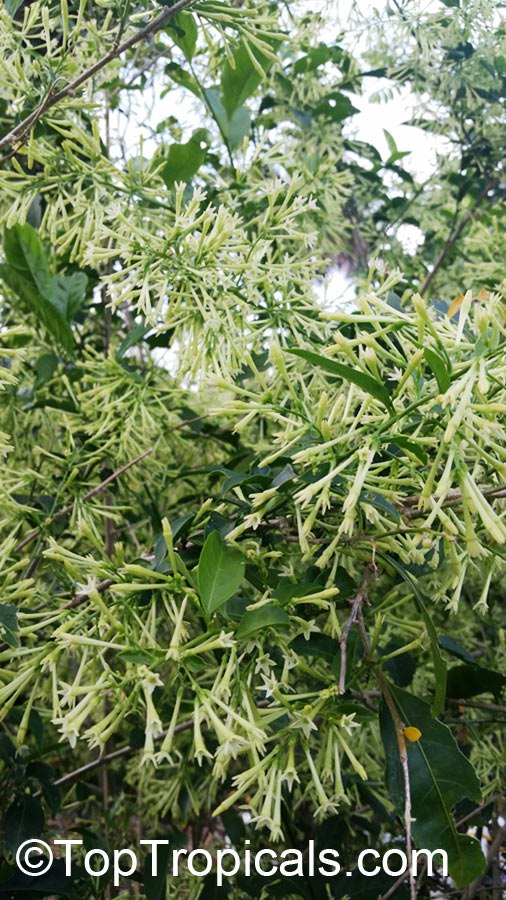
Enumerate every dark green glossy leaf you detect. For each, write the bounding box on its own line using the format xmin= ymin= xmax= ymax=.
xmin=287 ymin=348 xmax=394 ymax=411
xmin=382 ymin=640 xmax=416 ymax=687
xmin=4 ymin=796 xmax=44 ymax=852
xmin=380 ymin=687 xmax=483 ymax=888
xmin=54 ymin=270 xmax=87 ymax=320
xmin=314 ymin=91 xmax=359 ymax=122
xmin=0 ymin=603 xmax=19 ymax=648
xmin=34 ymin=353 xmax=58 ymax=386
xmin=236 ymin=603 xmax=290 ymax=638
xmin=389 ymin=436 xmax=428 ymax=465
xmin=0 ymin=733 xmax=15 ymax=764
xmin=424 ymin=348 xmax=451 ymax=393
xmin=144 ymin=841 xmax=171 ymax=900
xmin=198 ymin=531 xmax=245 ymax=613
xmin=1 ymin=225 xmax=85 ymax=351
xmin=438 ymin=635 xmax=474 ymax=663
xmin=290 ymin=632 xmax=337 ymax=660
xmin=292 ymin=43 xmax=344 ymax=74
xmin=446 ymin=664 xmax=506 ymax=699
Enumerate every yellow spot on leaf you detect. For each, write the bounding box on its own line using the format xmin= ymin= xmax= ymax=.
xmin=403 ymin=726 xmax=422 ymax=743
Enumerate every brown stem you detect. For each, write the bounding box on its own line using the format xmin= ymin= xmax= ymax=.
xmin=448 ymin=698 xmax=506 ymax=715
xmin=0 ymin=0 xmax=196 ymax=157
xmin=355 ymin=604 xmax=416 ymax=900
xmin=338 ymin=564 xmax=375 ymax=694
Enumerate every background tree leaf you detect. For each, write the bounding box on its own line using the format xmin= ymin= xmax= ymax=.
xmin=161 ymin=129 xmax=209 ymax=188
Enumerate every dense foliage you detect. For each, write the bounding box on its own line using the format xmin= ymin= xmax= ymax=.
xmin=0 ymin=0 xmax=505 ymax=897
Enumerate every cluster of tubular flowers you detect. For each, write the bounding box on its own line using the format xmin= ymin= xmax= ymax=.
xmin=211 ymin=712 xmax=366 ymax=840
xmin=191 ymin=688 xmax=268 ymax=778
xmin=52 ymin=672 xmax=109 ymax=748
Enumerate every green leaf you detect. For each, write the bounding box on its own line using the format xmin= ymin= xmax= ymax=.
xmin=380 ymin=687 xmax=483 ymax=888
xmin=389 ymin=435 xmax=428 ymax=465
xmin=438 ymin=635 xmax=474 ymax=663
xmin=4 ymin=223 xmax=52 ymax=295
xmin=424 ymin=347 xmax=451 ymax=393
xmin=290 ymin=632 xmax=337 ymax=660
xmin=119 ymin=648 xmax=159 ymax=665
xmin=167 ymin=12 xmax=198 ymax=60
xmin=5 ymin=0 xmax=25 ymax=15
xmin=34 ymin=353 xmax=59 ymax=387
xmin=221 ymin=40 xmax=278 ymax=117
xmin=198 ymin=531 xmax=245 ymax=614
xmin=314 ymin=91 xmax=359 ymax=122
xmin=273 ymin=579 xmax=326 ymax=604
xmin=1 ymin=225 xmax=79 ymax=351
xmin=446 ymin=664 xmax=506 ymax=700
xmin=204 ymin=89 xmax=250 ymax=147
xmin=0 ymin=603 xmax=19 ymax=648
xmin=292 ymin=43 xmax=345 ymax=75
xmin=382 ymin=639 xmax=416 ymax=687
xmin=380 ymin=554 xmax=447 ymax=715
xmin=54 ymin=270 xmax=88 ymax=320
xmin=383 ymin=128 xmax=398 ymax=157
xmin=161 ymin=129 xmax=209 ymax=189
xmin=287 ymin=348 xmax=394 ymax=411
xmin=236 ymin=603 xmax=290 ymax=639
xmin=116 ymin=321 xmax=151 ymax=360
xmin=164 ymin=62 xmax=201 ymax=98
xmin=144 ymin=842 xmax=171 ymax=900
xmin=4 ymin=796 xmax=44 ymax=852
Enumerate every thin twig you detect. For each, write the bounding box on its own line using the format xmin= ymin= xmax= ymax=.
xmin=456 ymin=794 xmax=501 ymax=829
xmin=448 ymin=698 xmax=506 ymax=715
xmin=355 ymin=603 xmax=416 ymax=900
xmin=0 ymin=0 xmax=196 ymax=157
xmin=14 ymin=414 xmax=213 ymax=555
xmin=67 ymin=577 xmax=116 ymax=610
xmin=50 ymin=700 xmax=271 ymax=791
xmin=401 ymin=482 xmax=506 ymax=516
xmin=52 ymin=718 xmax=194 ymax=790
xmin=14 ymin=447 xmax=154 ymax=553
xmin=338 ymin=564 xmax=375 ymax=694
xmin=419 ymin=179 xmax=498 ymax=297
